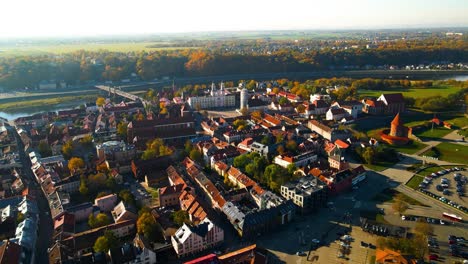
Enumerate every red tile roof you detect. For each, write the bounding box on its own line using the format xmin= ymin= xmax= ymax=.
xmin=334 ymin=139 xmax=350 ymax=149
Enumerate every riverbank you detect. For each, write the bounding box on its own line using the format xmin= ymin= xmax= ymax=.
xmin=0 ymin=94 xmax=97 ymax=120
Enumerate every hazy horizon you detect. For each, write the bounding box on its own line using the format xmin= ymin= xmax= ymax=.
xmin=1 ymin=0 xmax=468 ymax=38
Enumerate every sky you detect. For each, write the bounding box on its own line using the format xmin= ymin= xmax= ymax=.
xmin=1 ymin=0 xmax=467 ymax=38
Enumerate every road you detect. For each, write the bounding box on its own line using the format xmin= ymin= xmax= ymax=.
xmin=10 ymin=125 xmax=53 ymax=264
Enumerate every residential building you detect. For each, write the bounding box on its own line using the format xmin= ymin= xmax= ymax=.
xmin=326 ymin=107 xmax=347 ymax=121
xmin=307 ymin=120 xmax=351 ymax=141
xmin=127 ymin=115 xmax=196 ymax=147
xmin=274 ymin=150 xmax=318 ymax=168
xmin=280 ymin=176 xmax=328 ymax=213
xmin=67 ymin=202 xmax=93 ymax=223
xmin=132 ymin=234 xmax=158 ymax=264
xmin=94 ymin=194 xmax=118 ymax=212
xmin=171 ymin=218 xmax=224 ymax=258
xmin=96 ymin=141 xmax=136 ymax=163
xmin=112 ymin=201 xmax=138 ymax=223
xmin=377 ymin=93 xmax=405 ymax=114
xmin=158 ymin=184 xmax=185 ymax=207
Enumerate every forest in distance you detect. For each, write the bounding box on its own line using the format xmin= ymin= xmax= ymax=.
xmin=1 ymin=37 xmax=467 ymax=91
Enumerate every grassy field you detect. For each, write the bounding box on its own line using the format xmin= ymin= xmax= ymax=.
xmin=0 ymin=95 xmax=97 ymax=112
xmin=356 ymin=113 xmax=467 ymax=138
xmin=358 ymin=84 xmax=464 ymax=99
xmin=0 ymin=42 xmax=197 ymax=56
xmin=413 ymin=127 xmax=453 ymax=140
xmin=422 ymin=142 xmax=468 ymax=165
xmin=386 ymin=141 xmax=427 ymax=154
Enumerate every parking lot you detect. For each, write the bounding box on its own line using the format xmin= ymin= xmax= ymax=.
xmin=418 ymin=166 xmax=468 ymax=213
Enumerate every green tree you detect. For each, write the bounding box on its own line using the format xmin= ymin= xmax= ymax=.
xmin=141 ymin=138 xmax=173 ymax=160
xmin=233 ymin=119 xmax=248 ymax=131
xmin=38 ymin=141 xmax=52 ymax=157
xmin=79 ymin=178 xmax=89 ymax=196
xmin=16 ymin=212 xmax=25 ymax=224
xmin=96 ymin=97 xmax=106 ymax=107
xmin=189 ymin=149 xmax=203 ymax=164
xmin=184 ymin=140 xmax=193 ymax=154
xmin=278 ymin=97 xmax=288 ymax=106
xmin=137 ymin=212 xmax=158 ymax=241
xmin=392 ymin=194 xmax=409 ymax=215
xmin=117 ymin=122 xmax=128 ymax=138
xmin=89 ymin=213 xmax=111 ymax=228
xmin=171 ymin=210 xmax=190 ymax=227
xmin=285 ymin=140 xmax=298 ymax=153
xmin=119 ymin=190 xmax=135 ymax=206
xmin=68 ymin=157 xmax=85 ymax=174
xmin=62 ymin=141 xmax=74 ymax=159
xmin=93 ymin=231 xmax=117 ymax=253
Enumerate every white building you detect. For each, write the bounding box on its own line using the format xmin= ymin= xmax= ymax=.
xmin=187 ymin=82 xmax=235 ymax=109
xmin=274 ymin=151 xmax=318 ymax=168
xmin=171 ymin=218 xmax=224 ymax=257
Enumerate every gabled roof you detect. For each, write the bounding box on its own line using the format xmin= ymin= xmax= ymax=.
xmin=334 ymin=139 xmax=350 ymax=149
xmin=381 ymin=93 xmax=404 ymax=104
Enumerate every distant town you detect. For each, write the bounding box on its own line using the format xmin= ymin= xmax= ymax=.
xmin=0 ymin=72 xmax=467 ymax=264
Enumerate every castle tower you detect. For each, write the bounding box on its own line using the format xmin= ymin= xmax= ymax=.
xmin=389 ymin=113 xmax=409 ymax=138
xmin=240 ymin=88 xmax=248 ymax=110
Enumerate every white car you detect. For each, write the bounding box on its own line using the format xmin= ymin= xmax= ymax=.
xmin=440 ymin=220 xmax=445 ymax=225
xmin=401 ymin=215 xmax=406 ymax=220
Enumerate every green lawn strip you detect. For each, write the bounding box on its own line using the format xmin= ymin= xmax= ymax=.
xmin=386 ymin=141 xmax=427 ymax=154
xmin=423 ymin=142 xmax=468 ymax=165
xmin=364 ymin=162 xmax=396 ymax=172
xmin=414 ymin=127 xmax=452 ymax=139
xmin=416 ymin=166 xmax=442 ymax=176
xmin=358 ymin=84 xmax=463 ymax=99
xmin=406 ymin=175 xmax=424 ymax=190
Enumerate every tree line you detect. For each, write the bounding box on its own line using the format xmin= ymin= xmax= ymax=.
xmin=1 ymin=39 xmax=467 ymax=90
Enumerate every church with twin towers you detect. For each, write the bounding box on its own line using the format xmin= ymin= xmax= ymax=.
xmin=187 ymin=81 xmax=236 ymax=109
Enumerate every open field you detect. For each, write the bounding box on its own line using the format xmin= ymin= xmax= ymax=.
xmin=0 ymin=42 xmax=197 ymax=56
xmin=386 ymin=141 xmax=427 ymax=154
xmin=355 ymin=113 xmax=467 ymax=134
xmin=0 ymin=94 xmax=96 ymax=113
xmin=422 ymin=142 xmax=468 ymax=165
xmin=413 ymin=126 xmax=453 ymax=140
xmin=358 ymin=84 xmax=464 ymax=99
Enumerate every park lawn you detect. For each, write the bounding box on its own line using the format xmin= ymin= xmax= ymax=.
xmin=358 ymin=84 xmax=463 ymax=99
xmin=414 ymin=127 xmax=452 ymax=140
xmin=406 ymin=175 xmax=424 ymax=190
xmin=428 ymin=142 xmax=468 ymax=165
xmin=386 ymin=141 xmax=427 ymax=154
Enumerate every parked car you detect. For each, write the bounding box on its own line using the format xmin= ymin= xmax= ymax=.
xmin=429 ymin=254 xmax=438 ymax=260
